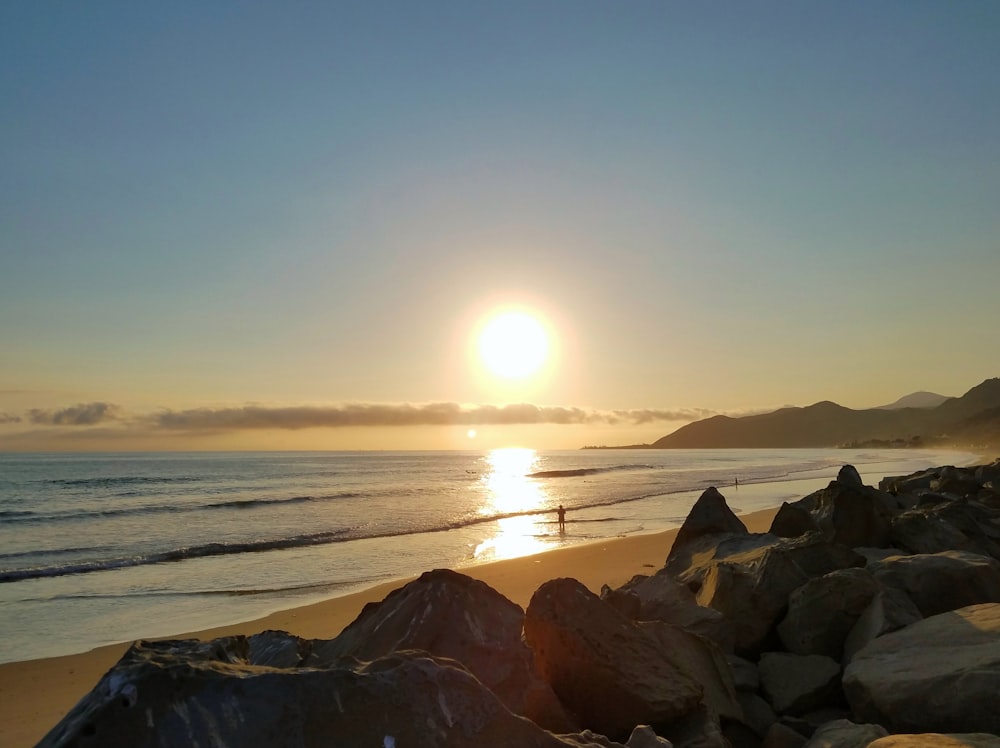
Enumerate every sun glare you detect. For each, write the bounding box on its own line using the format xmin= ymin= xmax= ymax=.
xmin=478 ymin=311 xmax=549 ymax=380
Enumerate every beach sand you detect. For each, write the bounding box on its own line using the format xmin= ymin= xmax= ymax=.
xmin=0 ymin=507 xmax=777 ymax=747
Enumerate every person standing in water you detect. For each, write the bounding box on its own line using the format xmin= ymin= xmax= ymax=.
xmin=557 ymin=504 xmax=566 ymax=532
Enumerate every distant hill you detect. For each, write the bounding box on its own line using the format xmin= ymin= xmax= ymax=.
xmin=875 ymin=391 xmax=950 ymax=410
xmin=650 ymin=378 xmax=1000 ymax=449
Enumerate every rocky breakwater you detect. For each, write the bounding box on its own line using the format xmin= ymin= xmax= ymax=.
xmin=40 ymin=459 xmax=1000 ymax=748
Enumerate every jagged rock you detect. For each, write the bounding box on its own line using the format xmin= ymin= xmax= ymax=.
xmin=867 ymin=551 xmax=1000 ymax=617
xmin=762 ymin=722 xmax=809 ymax=747
xmin=624 ymin=725 xmax=673 ymax=748
xmin=38 ymin=641 xmax=614 ymax=748
xmin=758 ymin=652 xmax=842 ymax=716
xmin=837 ymin=465 xmax=864 ymax=488
xmin=310 ymin=568 xmax=574 ymax=732
xmin=777 ymin=568 xmax=880 ymax=658
xmin=726 ymin=653 xmax=759 ymax=692
xmin=802 ymin=718 xmax=887 ymax=747
xmin=665 ymin=487 xmax=749 ymax=575
xmin=639 ymin=621 xmax=741 ymax=722
xmin=676 ymin=532 xmax=864 ymax=655
xmin=770 ymin=501 xmax=820 ymax=538
xmin=736 ymin=691 xmax=778 ymax=737
xmin=601 ymin=583 xmax=643 ymax=619
xmin=841 ymin=588 xmax=922 ymax=663
xmin=615 ymin=573 xmax=733 ymax=650
xmin=843 ymin=603 xmax=1000 ymax=734
xmin=880 ymin=467 xmax=938 ymax=495
xmin=524 ymin=577 xmax=704 ymax=740
xmin=790 ymin=478 xmax=894 ymax=549
xmin=867 ymin=734 xmax=1000 ymax=747
xmin=890 ymin=499 xmax=1000 ymax=560
xmin=247 ymin=629 xmax=312 ymax=667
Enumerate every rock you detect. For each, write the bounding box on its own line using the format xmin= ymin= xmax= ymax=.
xmin=726 ymin=653 xmax=760 ymax=692
xmin=880 ymin=468 xmax=938 ymax=495
xmin=837 ymin=465 xmax=864 ymax=488
xmin=601 ymin=583 xmax=643 ymax=619
xmin=657 ymin=704 xmax=730 ymax=748
xmin=890 ymin=499 xmax=1000 ymax=561
xmin=868 ymin=551 xmax=1000 ymax=617
xmin=616 ymin=573 xmax=733 ymax=650
xmin=762 ymin=722 xmax=809 ymax=747
xmin=665 ymin=487 xmax=749 ymax=575
xmin=310 ymin=568 xmax=574 ymax=732
xmin=625 ymin=725 xmax=673 ymax=748
xmin=639 ymin=621 xmax=741 ymax=722
xmin=678 ymin=532 xmax=865 ymax=655
xmin=777 ymin=568 xmax=880 ymax=658
xmin=770 ymin=501 xmax=820 ymax=538
xmin=247 ymin=629 xmax=312 ymax=668
xmin=841 ymin=588 xmax=922 ymax=663
xmin=758 ymin=652 xmax=842 ymax=716
xmin=737 ymin=691 xmax=778 ymax=737
xmin=843 ymin=603 xmax=1000 ymax=734
xmin=792 ymin=479 xmax=894 ymax=549
xmin=38 ymin=641 xmax=613 ymax=748
xmin=867 ymin=734 xmax=1000 ymax=747
xmin=524 ymin=577 xmax=704 ymax=740
xmin=802 ymin=718 xmax=888 ymax=747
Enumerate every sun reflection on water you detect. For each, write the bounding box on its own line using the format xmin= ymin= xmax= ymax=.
xmin=473 ymin=448 xmax=556 ymax=562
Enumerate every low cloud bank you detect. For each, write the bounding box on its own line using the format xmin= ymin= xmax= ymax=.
xmin=151 ymin=403 xmax=716 ymax=431
xmin=27 ymin=402 xmax=120 ymax=426
xmin=4 ymin=401 xmax=716 ymax=433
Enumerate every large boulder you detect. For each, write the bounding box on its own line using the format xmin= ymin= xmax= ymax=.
xmin=38 ymin=640 xmax=617 ymax=748
xmin=664 ymin=487 xmax=749 ymax=576
xmin=524 ymin=577 xmax=706 ymax=740
xmin=770 ymin=501 xmax=820 ymax=539
xmin=758 ymin=652 xmax=842 ymax=716
xmin=611 ymin=573 xmax=732 ymax=650
xmin=777 ymin=568 xmax=880 ymax=659
xmin=890 ymin=500 xmax=1000 ymax=561
xmin=677 ymin=532 xmax=865 ymax=655
xmin=310 ymin=568 xmax=573 ymax=731
xmin=867 ymin=551 xmax=1000 ymax=617
xmin=843 ymin=603 xmax=1000 ymax=734
xmin=789 ymin=472 xmax=895 ymax=549
xmin=841 ymin=588 xmax=922 ymax=664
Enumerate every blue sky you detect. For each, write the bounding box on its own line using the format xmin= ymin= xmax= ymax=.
xmin=2 ymin=2 xmax=998 ymax=450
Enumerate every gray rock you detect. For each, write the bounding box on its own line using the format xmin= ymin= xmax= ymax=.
xmin=841 ymin=587 xmax=922 ymax=663
xmin=38 ymin=642 xmax=613 ymax=748
xmin=618 ymin=572 xmax=733 ymax=650
xmin=843 ymin=603 xmax=1000 ymax=734
xmin=770 ymin=501 xmax=821 ymax=539
xmin=802 ymin=718 xmax=888 ymax=747
xmin=726 ymin=653 xmax=760 ymax=692
xmin=665 ymin=487 xmax=749 ymax=575
xmin=777 ymin=568 xmax=879 ymax=659
xmin=837 ymin=465 xmax=864 ymax=488
xmin=678 ymin=532 xmax=864 ymax=655
xmin=737 ymin=691 xmax=778 ymax=737
xmin=868 ymin=551 xmax=1000 ymax=617
xmin=524 ymin=577 xmax=704 ymax=740
xmin=310 ymin=567 xmax=574 ymax=732
xmin=758 ymin=652 xmax=842 ymax=716
xmin=792 ymin=479 xmax=895 ymax=549
xmin=762 ymin=722 xmax=808 ymax=748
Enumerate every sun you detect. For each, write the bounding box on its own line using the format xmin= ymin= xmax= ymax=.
xmin=478 ymin=311 xmax=549 ymax=380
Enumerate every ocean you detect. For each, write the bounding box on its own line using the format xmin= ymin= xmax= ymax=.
xmin=0 ymin=447 xmax=974 ymax=664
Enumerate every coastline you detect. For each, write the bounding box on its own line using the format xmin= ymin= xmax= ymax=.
xmin=0 ymin=506 xmax=780 ymax=748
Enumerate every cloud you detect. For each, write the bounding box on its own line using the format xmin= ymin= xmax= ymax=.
xmin=150 ymin=402 xmax=716 ymax=431
xmin=27 ymin=402 xmax=121 ymax=426
xmin=0 ymin=412 xmax=21 ymax=424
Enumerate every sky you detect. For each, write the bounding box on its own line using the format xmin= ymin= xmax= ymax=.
xmin=2 ymin=1 xmax=998 ymax=451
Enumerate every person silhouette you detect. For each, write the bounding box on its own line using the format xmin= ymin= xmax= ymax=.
xmin=557 ymin=504 xmax=566 ymax=532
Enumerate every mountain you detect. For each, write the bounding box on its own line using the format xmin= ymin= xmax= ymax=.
xmin=651 ymin=378 xmax=1000 ymax=449
xmin=875 ymin=391 xmax=950 ymax=410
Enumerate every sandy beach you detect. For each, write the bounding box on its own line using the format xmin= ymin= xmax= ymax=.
xmin=0 ymin=507 xmax=780 ymax=747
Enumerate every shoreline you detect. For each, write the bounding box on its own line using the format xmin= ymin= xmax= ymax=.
xmin=1 ymin=506 xmax=781 ymax=748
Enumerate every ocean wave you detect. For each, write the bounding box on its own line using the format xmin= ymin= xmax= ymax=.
xmin=527 ymin=464 xmax=655 ymax=479
xmin=45 ymin=475 xmax=204 ymax=487
xmin=0 ymin=492 xmax=360 ymax=525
